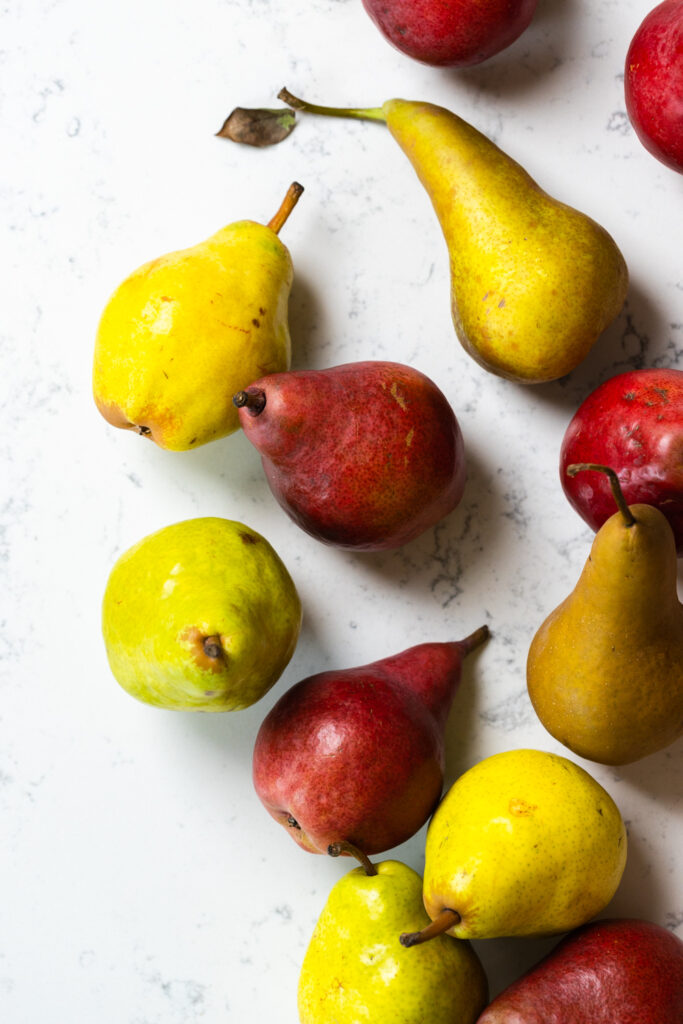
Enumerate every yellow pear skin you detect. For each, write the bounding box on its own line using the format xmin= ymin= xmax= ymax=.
xmin=381 ymin=100 xmax=628 ymax=383
xmin=298 ymin=860 xmax=488 ymax=1024
xmin=102 ymin=517 xmax=302 ymax=711
xmin=93 ymin=184 xmax=302 ymax=450
xmin=527 ymin=503 xmax=683 ymax=765
xmin=279 ymin=90 xmax=628 ymax=383
xmin=420 ymin=749 xmax=626 ymax=940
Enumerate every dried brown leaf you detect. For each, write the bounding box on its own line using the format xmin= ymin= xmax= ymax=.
xmin=215 ymin=107 xmax=296 ymax=147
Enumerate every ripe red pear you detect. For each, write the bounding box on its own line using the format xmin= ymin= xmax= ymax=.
xmin=252 ymin=628 xmax=488 ymax=856
xmin=476 ymin=918 xmax=683 ymax=1023
xmin=234 ymin=361 xmax=466 ymax=551
xmin=360 ymin=0 xmax=538 ymax=68
xmin=560 ymin=368 xmax=683 ymax=554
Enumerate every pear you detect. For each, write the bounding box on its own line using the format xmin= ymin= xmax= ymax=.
xmin=400 ymin=748 xmax=627 ymax=945
xmin=93 ymin=182 xmax=303 ymax=450
xmin=278 ymin=90 xmax=628 ymax=383
xmin=102 ymin=517 xmax=302 ymax=711
xmin=234 ymin=360 xmax=466 ymax=550
xmin=252 ymin=628 xmax=489 ymax=855
xmin=527 ymin=463 xmax=683 ymax=765
xmin=298 ymin=856 xmax=488 ymax=1024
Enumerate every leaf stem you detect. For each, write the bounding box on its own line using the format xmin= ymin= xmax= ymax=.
xmin=278 ymin=87 xmax=386 ymax=123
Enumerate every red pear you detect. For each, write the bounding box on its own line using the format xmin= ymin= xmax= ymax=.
xmin=560 ymin=368 xmax=683 ymax=554
xmin=625 ymin=0 xmax=683 ymax=173
xmin=476 ymin=918 xmax=683 ymax=1023
xmin=234 ymin=361 xmax=466 ymax=551
xmin=252 ymin=628 xmax=488 ymax=856
xmin=360 ymin=0 xmax=538 ymax=68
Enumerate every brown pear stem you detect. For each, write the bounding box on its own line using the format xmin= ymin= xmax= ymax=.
xmin=278 ymin=87 xmax=386 ymax=123
xmin=267 ymin=181 xmax=304 ymax=234
xmin=458 ymin=624 xmax=490 ymax=656
xmin=328 ymin=840 xmax=378 ymax=876
xmin=399 ymin=908 xmax=461 ymax=948
xmin=566 ymin=463 xmax=636 ymax=527
xmin=233 ymin=387 xmax=267 ymax=416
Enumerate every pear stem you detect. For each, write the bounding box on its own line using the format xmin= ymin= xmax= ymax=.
xmin=233 ymin=387 xmax=267 ymax=416
xmin=278 ymin=87 xmax=386 ymax=124
xmin=267 ymin=181 xmax=304 ymax=234
xmin=566 ymin=463 xmax=636 ymax=528
xmin=400 ymin=908 xmax=461 ymax=948
xmin=458 ymin=624 xmax=490 ymax=656
xmin=328 ymin=840 xmax=378 ymax=876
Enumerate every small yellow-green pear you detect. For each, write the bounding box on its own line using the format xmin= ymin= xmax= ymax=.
xmin=102 ymin=517 xmax=302 ymax=711
xmin=93 ymin=183 xmax=303 ymax=450
xmin=401 ymin=748 xmax=626 ymax=945
xmin=298 ymin=856 xmax=488 ymax=1024
xmin=278 ymin=90 xmax=628 ymax=384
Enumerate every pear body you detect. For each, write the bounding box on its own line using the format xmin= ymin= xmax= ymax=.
xmin=381 ymin=100 xmax=628 ymax=383
xmin=253 ymin=636 xmax=483 ymax=855
xmin=236 ymin=361 xmax=466 ymax=550
xmin=102 ymin=517 xmax=302 ymax=710
xmin=298 ymin=860 xmax=488 ymax=1024
xmin=477 ymin=918 xmax=683 ymax=1023
xmin=422 ymin=749 xmax=626 ymax=939
xmin=527 ymin=503 xmax=683 ymax=764
xmin=93 ymin=219 xmax=293 ymax=450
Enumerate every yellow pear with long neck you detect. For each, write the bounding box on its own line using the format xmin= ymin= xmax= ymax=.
xmin=527 ymin=464 xmax=683 ymax=765
xmin=93 ymin=183 xmax=302 ymax=451
xmin=280 ymin=91 xmax=628 ymax=383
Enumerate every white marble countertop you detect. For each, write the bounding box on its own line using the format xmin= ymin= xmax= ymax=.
xmin=3 ymin=0 xmax=682 ymax=1020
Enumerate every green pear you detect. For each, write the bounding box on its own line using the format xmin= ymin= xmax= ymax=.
xmin=528 ymin=464 xmax=683 ymax=765
xmin=400 ymin=749 xmax=627 ymax=946
xmin=298 ymin=856 xmax=488 ymax=1024
xmin=102 ymin=517 xmax=302 ymax=711
xmin=278 ymin=90 xmax=628 ymax=383
xmin=93 ymin=182 xmax=303 ymax=450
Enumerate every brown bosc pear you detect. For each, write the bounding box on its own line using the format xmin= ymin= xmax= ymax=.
xmin=93 ymin=182 xmax=303 ymax=451
xmin=279 ymin=89 xmax=628 ymax=384
xmin=527 ymin=463 xmax=683 ymax=765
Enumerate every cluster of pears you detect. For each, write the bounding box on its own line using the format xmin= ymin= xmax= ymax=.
xmin=91 ymin=72 xmax=683 ymax=1024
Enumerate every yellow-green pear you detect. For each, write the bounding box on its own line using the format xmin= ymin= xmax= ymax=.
xmin=102 ymin=517 xmax=302 ymax=711
xmin=298 ymin=855 xmax=488 ymax=1024
xmin=93 ymin=183 xmax=303 ymax=450
xmin=400 ymin=748 xmax=626 ymax=946
xmin=279 ymin=90 xmax=628 ymax=383
xmin=528 ymin=463 xmax=683 ymax=765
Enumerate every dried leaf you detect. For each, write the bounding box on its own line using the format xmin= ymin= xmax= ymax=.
xmin=215 ymin=107 xmax=296 ymax=147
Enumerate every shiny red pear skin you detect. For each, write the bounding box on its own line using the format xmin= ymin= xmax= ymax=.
xmin=560 ymin=368 xmax=683 ymax=553
xmin=236 ymin=361 xmax=466 ymax=551
xmin=476 ymin=918 xmax=683 ymax=1023
xmin=361 ymin=0 xmax=538 ymax=68
xmin=252 ymin=633 xmax=486 ymax=856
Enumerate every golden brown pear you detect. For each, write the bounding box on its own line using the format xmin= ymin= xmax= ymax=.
xmin=527 ymin=464 xmax=683 ymax=765
xmin=93 ymin=183 xmax=302 ymax=451
xmin=279 ymin=90 xmax=628 ymax=383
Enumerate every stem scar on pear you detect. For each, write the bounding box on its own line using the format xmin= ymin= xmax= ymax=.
xmin=202 ymin=635 xmax=224 ymax=660
xmin=566 ymin=463 xmax=636 ymax=527
xmin=233 ymin=388 xmax=267 ymax=416
xmin=286 ymin=815 xmax=301 ymax=830
xmin=328 ymin=840 xmax=378 ymax=876
xmin=399 ymin=907 xmax=462 ymax=947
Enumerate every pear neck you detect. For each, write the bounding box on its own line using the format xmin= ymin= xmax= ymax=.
xmin=566 ymin=463 xmax=636 ymax=527
xmin=279 ymin=87 xmax=386 ymax=124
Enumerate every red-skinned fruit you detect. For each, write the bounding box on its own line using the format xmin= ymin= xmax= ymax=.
xmin=560 ymin=368 xmax=683 ymax=554
xmin=234 ymin=361 xmax=466 ymax=552
xmin=625 ymin=0 xmax=683 ymax=173
xmin=475 ymin=917 xmax=683 ymax=1023
xmin=360 ymin=0 xmax=538 ymax=68
xmin=252 ymin=628 xmax=488 ymax=857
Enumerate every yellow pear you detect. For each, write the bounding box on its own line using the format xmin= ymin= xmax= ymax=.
xmin=400 ymin=748 xmax=627 ymax=945
xmin=528 ymin=463 xmax=683 ymax=765
xmin=298 ymin=852 xmax=488 ymax=1024
xmin=93 ymin=182 xmax=303 ymax=450
xmin=279 ymin=90 xmax=628 ymax=383
xmin=102 ymin=517 xmax=302 ymax=711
